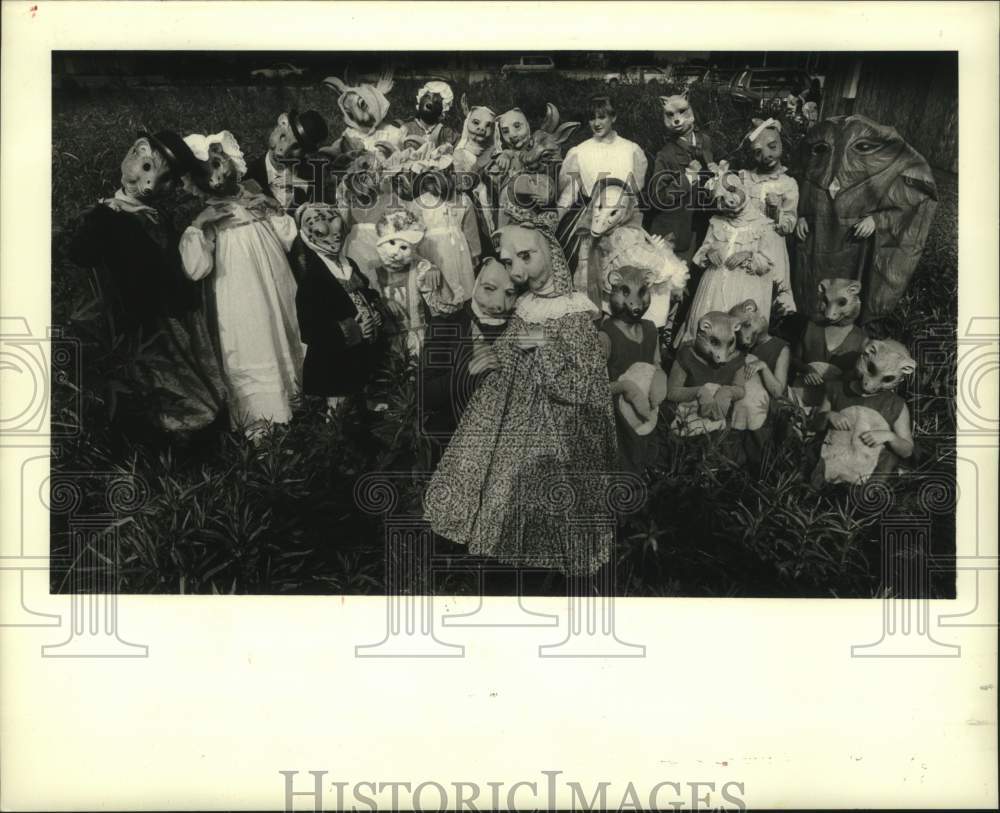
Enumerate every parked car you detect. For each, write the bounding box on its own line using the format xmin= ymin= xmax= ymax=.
xmin=717 ymin=67 xmax=817 ymax=112
xmin=603 ymin=65 xmax=671 ymax=86
xmin=499 ymin=55 xmax=555 ymax=77
xmin=251 ymin=62 xmax=306 ymax=80
xmin=669 ymin=63 xmax=712 ymax=87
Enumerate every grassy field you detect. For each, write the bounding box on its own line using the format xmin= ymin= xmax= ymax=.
xmin=50 ymin=76 xmax=958 ymax=597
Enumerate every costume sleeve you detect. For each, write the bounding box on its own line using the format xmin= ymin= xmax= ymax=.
xmin=777 ymin=176 xmax=799 ymax=234
xmin=556 ymin=148 xmax=582 ymax=209
xmin=179 ymin=225 xmax=215 ymax=281
xmin=67 ymin=206 xmax=104 ymax=267
xmin=416 ymin=259 xmax=465 ymax=315
xmin=632 ymin=144 xmax=649 ymax=190
xmin=268 ymin=212 xmax=298 ymax=253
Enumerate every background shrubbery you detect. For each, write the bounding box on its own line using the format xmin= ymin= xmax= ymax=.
xmin=51 ymin=75 xmax=958 ymax=597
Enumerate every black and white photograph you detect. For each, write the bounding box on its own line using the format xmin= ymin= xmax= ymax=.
xmin=2 ymin=2 xmax=997 ymax=811
xmin=50 ymin=47 xmax=958 ymax=598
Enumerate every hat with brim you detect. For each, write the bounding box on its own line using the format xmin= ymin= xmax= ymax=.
xmin=289 ymin=109 xmax=329 ymax=153
xmin=139 ymin=130 xmax=200 ymax=178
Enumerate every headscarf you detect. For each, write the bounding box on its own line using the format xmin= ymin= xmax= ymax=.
xmin=324 ymin=74 xmax=395 ymax=138
xmin=295 ymin=201 xmax=345 ymax=259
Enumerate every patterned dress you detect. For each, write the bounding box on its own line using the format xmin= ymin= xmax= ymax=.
xmin=423 ymin=230 xmax=618 ymax=575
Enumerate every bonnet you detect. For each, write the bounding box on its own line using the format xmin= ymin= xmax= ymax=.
xmin=183 ymin=130 xmax=248 ymax=179
xmin=417 ymin=81 xmax=454 ymax=114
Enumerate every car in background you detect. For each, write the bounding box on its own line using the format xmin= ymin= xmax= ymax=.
xmin=499 ymin=55 xmax=555 ymax=77
xmin=717 ymin=67 xmax=817 ymax=112
xmin=669 ymin=62 xmax=712 ymax=87
xmin=603 ymin=65 xmax=671 ymax=86
xmin=251 ymin=62 xmax=306 ymax=80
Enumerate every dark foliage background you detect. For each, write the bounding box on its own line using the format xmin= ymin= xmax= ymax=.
xmin=50 ymin=69 xmax=958 ymax=597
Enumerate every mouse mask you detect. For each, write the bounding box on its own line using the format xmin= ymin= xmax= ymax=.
xmin=416 ymin=81 xmax=453 ymax=126
xmin=854 ymin=338 xmax=915 ymax=396
xmin=694 ymin=311 xmax=741 ymax=367
xmin=184 ymin=131 xmax=247 ymax=197
xmin=589 ymin=181 xmax=641 ymax=237
xmin=705 ymin=163 xmax=748 ymax=215
xmin=498 ymin=108 xmax=531 ymax=150
xmin=607 ymin=266 xmax=654 ymax=323
xmin=659 ymin=93 xmax=695 ymax=138
xmin=324 ymin=71 xmax=394 ymax=137
xmin=120 ymin=137 xmax=174 ymax=201
xmin=728 ymin=299 xmax=768 ymax=348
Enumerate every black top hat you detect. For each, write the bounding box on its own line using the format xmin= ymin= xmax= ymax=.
xmin=288 ymin=109 xmax=329 ymax=153
xmin=139 ymin=130 xmax=200 ymax=177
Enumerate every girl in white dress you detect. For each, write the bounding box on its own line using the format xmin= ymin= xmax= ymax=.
xmin=555 ymin=95 xmax=648 ymax=272
xmin=179 ymin=131 xmax=304 ymax=436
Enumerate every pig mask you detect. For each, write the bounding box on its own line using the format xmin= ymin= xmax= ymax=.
xmin=498 ymin=109 xmax=531 ymax=150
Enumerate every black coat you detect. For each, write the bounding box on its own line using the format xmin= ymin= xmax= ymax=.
xmin=68 ymin=203 xmax=199 ymax=334
xmin=419 ymin=302 xmax=508 ymax=441
xmin=291 ymin=238 xmax=385 ymax=397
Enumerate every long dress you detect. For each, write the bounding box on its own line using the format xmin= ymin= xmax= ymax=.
xmin=405 ymin=191 xmax=480 ymax=302
xmin=675 ymin=203 xmax=778 ymax=347
xmin=423 ymin=240 xmax=618 ymax=575
xmin=742 ymin=166 xmax=799 ymax=314
xmin=180 ymin=194 xmax=303 ymax=430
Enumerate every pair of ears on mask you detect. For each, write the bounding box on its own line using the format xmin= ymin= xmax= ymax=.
xmin=860 ymin=339 xmax=916 ymax=376
xmin=817 ymin=279 xmax=862 ymax=297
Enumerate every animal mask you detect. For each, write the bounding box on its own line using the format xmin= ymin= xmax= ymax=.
xmin=816 ymin=278 xmax=862 ymax=326
xmin=120 ymin=137 xmax=174 ymax=200
xmin=659 ymin=93 xmax=695 ymax=138
xmin=854 ymin=338 xmax=916 ymax=395
xmin=473 ymin=257 xmax=518 ymax=322
xmin=694 ymin=311 xmax=742 ymax=367
xmin=589 ymin=181 xmax=640 ymax=237
xmin=706 ymin=164 xmax=749 ymax=214
xmin=184 ymin=131 xmax=246 ymax=197
xmin=269 ymin=113 xmax=305 ymax=161
xmin=457 ymin=97 xmax=497 ymax=151
xmin=728 ymin=299 xmax=769 ymax=349
xmin=520 ymin=103 xmax=580 ymax=169
xmin=416 ymin=80 xmax=453 ymax=125
xmin=795 ymin=115 xmax=938 ymax=321
xmin=297 ymin=203 xmax=344 ymax=258
xmin=497 ymin=109 xmax=532 ymax=150
xmin=375 ymin=208 xmax=424 ymax=271
xmin=747 ymin=118 xmax=783 ymax=171
xmin=607 ymin=265 xmax=654 ymax=323
xmin=324 ymin=70 xmax=394 ymax=136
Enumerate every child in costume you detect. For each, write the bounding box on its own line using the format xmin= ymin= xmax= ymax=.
xmin=400 ymin=81 xmax=460 ymax=148
xmin=419 ymin=256 xmax=519 ymax=458
xmin=291 ymin=202 xmax=385 ymax=416
xmin=740 ymin=118 xmax=799 ymax=315
xmin=321 ymin=70 xmax=403 ymax=155
xmin=675 ymin=163 xmax=778 ymax=347
xmin=68 ymin=130 xmax=227 ymax=438
xmin=404 ymin=154 xmax=481 ymax=303
xmin=243 ymin=109 xmax=330 ymax=213
xmin=371 ymin=208 xmax=464 ymax=357
xmin=423 ymin=213 xmax=618 ymax=576
xmin=179 ymin=131 xmax=303 ymax=436
xmin=648 ymin=89 xmax=715 ymax=258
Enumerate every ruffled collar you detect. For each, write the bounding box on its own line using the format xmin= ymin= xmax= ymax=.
xmin=515 ymin=290 xmax=599 ymax=324
xmin=748 ymin=164 xmax=787 ymax=181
